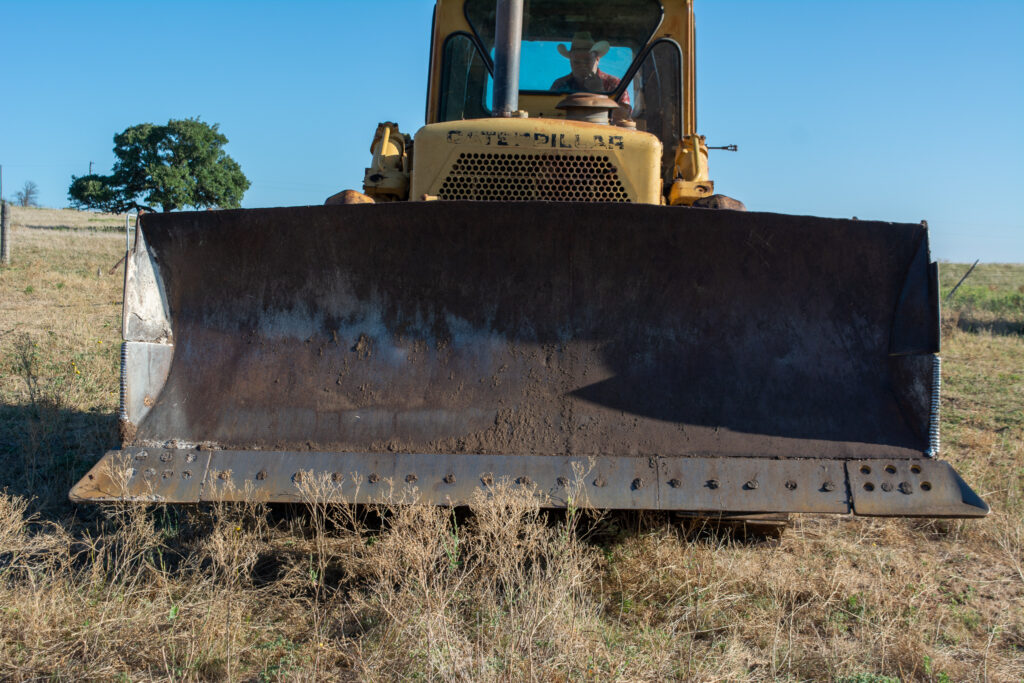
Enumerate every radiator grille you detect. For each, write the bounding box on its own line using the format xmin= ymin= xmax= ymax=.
xmin=438 ymin=152 xmax=631 ymax=202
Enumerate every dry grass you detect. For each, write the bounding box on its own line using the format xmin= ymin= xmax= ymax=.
xmin=8 ymin=204 xmax=132 ymax=232
xmin=1 ymin=217 xmax=1023 ymax=681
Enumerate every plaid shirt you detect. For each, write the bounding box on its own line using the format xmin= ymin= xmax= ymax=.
xmin=549 ymin=70 xmax=630 ymax=106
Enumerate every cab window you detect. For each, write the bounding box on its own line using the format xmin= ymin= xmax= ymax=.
xmin=625 ymin=39 xmax=683 ymax=184
xmin=439 ymin=32 xmax=493 ymax=121
xmin=463 ymin=0 xmax=663 ymax=95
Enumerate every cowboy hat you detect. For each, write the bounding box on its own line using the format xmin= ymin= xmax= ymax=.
xmin=557 ymin=32 xmax=611 ymax=58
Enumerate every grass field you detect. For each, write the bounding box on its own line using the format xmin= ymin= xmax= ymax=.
xmin=1 ymin=206 xmax=1022 ymax=681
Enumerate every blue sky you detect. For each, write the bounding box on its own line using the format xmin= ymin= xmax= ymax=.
xmin=0 ymin=0 xmax=1021 ymax=262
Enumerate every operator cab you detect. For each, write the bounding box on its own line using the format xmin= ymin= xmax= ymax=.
xmin=434 ymin=0 xmax=683 ymax=182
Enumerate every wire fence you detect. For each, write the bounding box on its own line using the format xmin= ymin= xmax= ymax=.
xmin=939 ymin=262 xmax=1024 ymax=292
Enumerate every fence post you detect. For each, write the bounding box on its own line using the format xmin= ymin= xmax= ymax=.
xmin=1 ymin=201 xmax=10 ymax=266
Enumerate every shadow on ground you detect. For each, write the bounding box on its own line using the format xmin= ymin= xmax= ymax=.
xmin=0 ymin=403 xmax=118 ymax=516
xmin=956 ymin=317 xmax=1024 ymax=336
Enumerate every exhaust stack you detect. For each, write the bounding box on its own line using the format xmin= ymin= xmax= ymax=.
xmin=492 ymin=0 xmax=523 ymax=116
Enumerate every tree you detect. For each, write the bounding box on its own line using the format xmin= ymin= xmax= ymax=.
xmin=15 ymin=181 xmax=39 ymax=207
xmin=68 ymin=118 xmax=250 ymax=213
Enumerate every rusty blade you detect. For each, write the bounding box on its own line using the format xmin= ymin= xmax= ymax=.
xmin=70 ymin=448 xmax=987 ymax=517
xmin=847 ymin=459 xmax=989 ymax=517
xmin=129 ymin=202 xmax=938 ymax=462
xmin=69 ymin=447 xmax=211 ymax=503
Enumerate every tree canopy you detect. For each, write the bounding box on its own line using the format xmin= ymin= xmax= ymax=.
xmin=15 ymin=181 xmax=40 ymax=207
xmin=68 ymin=118 xmax=250 ymax=213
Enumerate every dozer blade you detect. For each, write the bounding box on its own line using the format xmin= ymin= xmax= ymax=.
xmin=71 ymin=202 xmax=987 ymax=517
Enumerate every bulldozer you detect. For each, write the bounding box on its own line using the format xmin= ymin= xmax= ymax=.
xmin=71 ymin=0 xmax=988 ymax=519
